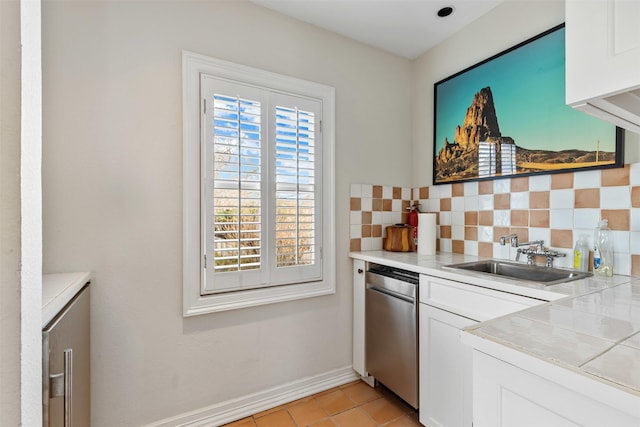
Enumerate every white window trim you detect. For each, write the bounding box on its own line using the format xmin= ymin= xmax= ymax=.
xmin=182 ymin=51 xmax=336 ymax=316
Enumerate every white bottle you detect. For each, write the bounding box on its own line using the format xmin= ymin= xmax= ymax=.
xmin=593 ymin=219 xmax=613 ymax=277
xmin=573 ymin=234 xmax=589 ymax=272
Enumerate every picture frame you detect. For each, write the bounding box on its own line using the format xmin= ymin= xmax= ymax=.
xmin=433 ymin=23 xmax=624 ymax=185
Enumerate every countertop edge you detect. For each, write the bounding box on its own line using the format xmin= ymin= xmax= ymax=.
xmin=42 ymin=272 xmax=92 ymax=328
xmin=460 ymin=329 xmax=640 ymax=417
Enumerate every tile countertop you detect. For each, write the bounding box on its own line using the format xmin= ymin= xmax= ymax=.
xmin=350 ymin=250 xmax=640 ymax=398
xmin=349 ymin=250 xmax=631 ymax=301
xmin=42 ymin=272 xmax=92 ymax=328
xmin=465 ymin=279 xmax=640 ymax=398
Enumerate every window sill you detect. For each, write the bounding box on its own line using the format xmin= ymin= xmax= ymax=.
xmin=183 ymin=279 xmax=335 ymax=316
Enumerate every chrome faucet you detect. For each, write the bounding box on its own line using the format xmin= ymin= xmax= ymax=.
xmin=499 ymin=234 xmax=519 ymax=247
xmin=499 ymin=234 xmax=543 ymax=250
xmin=517 ymin=240 xmax=545 ymax=251
xmin=499 ymin=234 xmax=564 ymax=266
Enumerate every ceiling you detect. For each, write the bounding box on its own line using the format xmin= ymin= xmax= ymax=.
xmin=250 ymin=0 xmax=505 ymax=59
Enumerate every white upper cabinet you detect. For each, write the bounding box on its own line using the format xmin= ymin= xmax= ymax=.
xmin=565 ymin=0 xmax=640 ymax=134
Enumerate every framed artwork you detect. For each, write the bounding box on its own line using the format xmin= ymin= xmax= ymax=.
xmin=433 ymin=23 xmax=624 ymax=185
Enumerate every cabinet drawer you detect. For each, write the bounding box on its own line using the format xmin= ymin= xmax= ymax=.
xmin=420 ymin=275 xmax=542 ymax=321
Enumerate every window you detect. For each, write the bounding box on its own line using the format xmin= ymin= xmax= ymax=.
xmin=183 ymin=52 xmax=335 ymax=315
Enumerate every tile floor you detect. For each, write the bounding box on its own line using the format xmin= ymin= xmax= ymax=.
xmin=222 ymin=380 xmax=421 ymax=427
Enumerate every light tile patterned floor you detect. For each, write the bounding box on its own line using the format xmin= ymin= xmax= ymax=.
xmin=222 ymin=381 xmax=421 ymax=427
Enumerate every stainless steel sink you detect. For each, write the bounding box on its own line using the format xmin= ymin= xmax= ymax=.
xmin=443 ymin=259 xmax=592 ymax=286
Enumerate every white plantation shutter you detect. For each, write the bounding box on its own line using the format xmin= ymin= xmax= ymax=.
xmin=274 ymin=106 xmax=316 ymax=267
xmin=202 ymin=77 xmax=268 ymax=293
xmin=270 ymin=93 xmax=322 ymax=285
xmin=201 ymin=76 xmax=322 ymax=294
xmin=211 ymin=95 xmax=262 ymax=273
xmin=184 ymin=53 xmax=335 ymax=315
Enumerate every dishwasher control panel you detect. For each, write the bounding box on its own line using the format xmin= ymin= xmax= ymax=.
xmin=367 ymin=264 xmax=419 ymax=285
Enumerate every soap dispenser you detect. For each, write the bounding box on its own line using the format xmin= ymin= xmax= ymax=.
xmin=573 ymin=234 xmax=589 ymax=272
xmin=593 ymin=219 xmax=613 ymax=277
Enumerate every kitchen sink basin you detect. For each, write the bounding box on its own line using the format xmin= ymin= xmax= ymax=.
xmin=443 ymin=260 xmax=592 ymax=286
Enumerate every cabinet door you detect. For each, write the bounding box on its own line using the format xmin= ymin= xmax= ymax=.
xmin=566 ymin=1 xmax=640 ymax=112
xmin=352 ymin=259 xmax=366 ymax=376
xmin=419 ymin=304 xmax=476 ymax=427
xmin=43 ymin=286 xmax=91 ymax=427
xmin=473 ymin=351 xmax=640 ymax=427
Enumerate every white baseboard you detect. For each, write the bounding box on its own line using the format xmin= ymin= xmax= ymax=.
xmin=147 ymin=366 xmax=360 ymax=427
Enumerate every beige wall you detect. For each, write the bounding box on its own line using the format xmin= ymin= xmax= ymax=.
xmin=412 ymin=0 xmax=640 ymax=188
xmin=1 ymin=0 xmax=42 ymax=424
xmin=0 ymin=1 xmax=23 ymax=424
xmin=41 ymin=1 xmax=412 ymax=425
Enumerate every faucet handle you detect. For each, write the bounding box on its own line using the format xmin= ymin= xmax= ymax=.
xmin=544 ymin=248 xmax=565 ymax=267
xmin=500 ymin=234 xmax=519 ymax=247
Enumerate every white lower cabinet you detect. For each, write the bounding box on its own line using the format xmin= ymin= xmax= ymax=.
xmin=419 ymin=304 xmax=475 ymax=427
xmin=419 ymin=274 xmax=545 ymax=427
xmin=352 ymin=259 xmax=367 ymax=377
xmin=473 ymin=351 xmax=640 ymax=427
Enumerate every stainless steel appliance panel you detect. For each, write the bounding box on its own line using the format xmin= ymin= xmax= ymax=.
xmin=43 ymin=285 xmax=90 ymax=427
xmin=365 ymin=268 xmax=418 ymax=408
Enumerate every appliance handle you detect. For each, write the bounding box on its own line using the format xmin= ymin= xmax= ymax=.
xmin=64 ymin=349 xmax=72 ymax=427
xmin=367 ymin=285 xmax=414 ymax=304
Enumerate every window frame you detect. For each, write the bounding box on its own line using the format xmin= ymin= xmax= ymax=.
xmin=182 ymin=51 xmax=336 ymax=316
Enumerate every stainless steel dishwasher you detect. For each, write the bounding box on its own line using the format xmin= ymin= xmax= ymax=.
xmin=365 ymin=264 xmax=419 ymax=408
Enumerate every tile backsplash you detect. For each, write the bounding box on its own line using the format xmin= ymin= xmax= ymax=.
xmin=350 ymin=163 xmax=640 ymax=276
xmin=349 ymin=185 xmax=413 ymax=252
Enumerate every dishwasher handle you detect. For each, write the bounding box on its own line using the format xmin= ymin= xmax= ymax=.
xmin=367 ymin=284 xmax=415 ymax=304
xmin=366 ymin=270 xmax=417 ymax=301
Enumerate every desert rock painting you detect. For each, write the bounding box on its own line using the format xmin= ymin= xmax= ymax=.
xmin=433 ymin=25 xmax=620 ymax=185
xmin=434 ymin=86 xmax=616 ymax=183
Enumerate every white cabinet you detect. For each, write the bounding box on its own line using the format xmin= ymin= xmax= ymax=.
xmin=419 ymin=274 xmax=545 ymax=427
xmin=420 ymin=304 xmax=475 ymax=427
xmin=565 ymin=0 xmax=640 ymax=133
xmin=420 ymin=275 xmax=543 ymax=322
xmin=472 ymin=351 xmax=640 ymax=427
xmin=352 ymin=259 xmax=367 ymax=377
